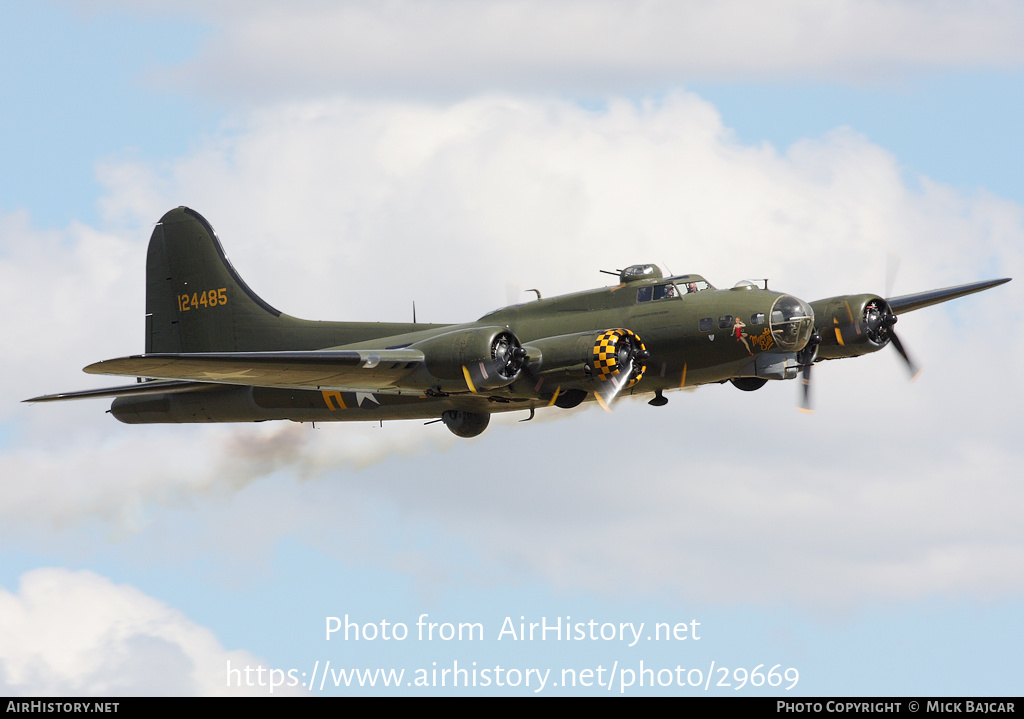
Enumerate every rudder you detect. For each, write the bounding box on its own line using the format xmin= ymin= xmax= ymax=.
xmin=145 ymin=207 xmax=283 ymax=353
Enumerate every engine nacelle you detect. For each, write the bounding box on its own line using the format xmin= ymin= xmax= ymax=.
xmin=810 ymin=294 xmax=896 ymax=360
xmin=409 ymin=326 xmax=525 ymax=393
xmin=591 ymin=328 xmax=647 ymax=388
xmin=521 ymin=328 xmax=647 ymax=390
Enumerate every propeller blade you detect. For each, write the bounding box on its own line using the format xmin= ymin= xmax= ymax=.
xmin=798 ymin=362 xmax=813 ymax=413
xmin=878 ymin=306 xmax=920 ymax=380
xmin=888 ymin=330 xmax=921 ymax=380
xmin=796 ymin=331 xmax=820 ymax=413
xmin=595 ymin=357 xmax=634 ymax=412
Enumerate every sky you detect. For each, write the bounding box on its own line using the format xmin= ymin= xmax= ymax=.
xmin=1 ymin=0 xmax=1022 ymax=696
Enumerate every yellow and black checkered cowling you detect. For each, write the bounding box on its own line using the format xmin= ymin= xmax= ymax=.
xmin=592 ymin=328 xmax=646 ymax=387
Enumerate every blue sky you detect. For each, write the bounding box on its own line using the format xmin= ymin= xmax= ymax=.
xmin=693 ymin=72 xmax=1024 ymax=204
xmin=0 ymin=3 xmax=212 ymax=227
xmin=2 ymin=0 xmax=1022 ymax=696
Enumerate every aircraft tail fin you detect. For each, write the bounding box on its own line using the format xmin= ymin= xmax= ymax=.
xmin=146 ymin=207 xmax=286 ymax=353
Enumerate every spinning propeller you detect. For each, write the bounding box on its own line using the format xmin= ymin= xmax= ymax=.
xmin=877 ymin=253 xmax=920 ymax=380
xmin=592 ymin=329 xmax=649 ymax=412
xmin=797 ymin=331 xmax=821 ymax=413
xmin=461 ymin=331 xmax=528 ymax=393
xmin=864 ymin=300 xmax=919 ymax=379
xmin=799 ymin=256 xmax=921 ymax=412
xmin=798 ymin=295 xmax=919 ymax=413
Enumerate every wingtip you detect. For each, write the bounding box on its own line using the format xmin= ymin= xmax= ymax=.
xmin=22 ymin=393 xmax=64 ymax=403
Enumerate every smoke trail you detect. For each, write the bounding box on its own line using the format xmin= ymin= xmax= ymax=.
xmin=0 ymin=418 xmax=458 ymax=534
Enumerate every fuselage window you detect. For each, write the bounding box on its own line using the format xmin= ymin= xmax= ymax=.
xmin=636 ymin=286 xmax=653 ymax=303
xmin=750 ymin=312 xmax=765 ymax=325
xmin=718 ymin=315 xmax=734 ymax=329
xmin=699 ymin=317 xmax=713 ymax=332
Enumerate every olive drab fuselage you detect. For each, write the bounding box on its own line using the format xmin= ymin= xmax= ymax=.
xmin=481 ymin=274 xmax=815 ymax=393
xmin=108 ymin=273 xmax=814 ymax=426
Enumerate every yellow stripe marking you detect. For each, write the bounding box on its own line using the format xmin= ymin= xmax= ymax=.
xmin=844 ymin=300 xmax=860 ymax=335
xmin=679 ymin=363 xmax=687 ymax=388
xmin=462 ymin=365 xmax=477 ymax=393
xmin=321 ymin=390 xmax=346 ymax=411
xmin=547 ymin=386 xmax=561 ymax=407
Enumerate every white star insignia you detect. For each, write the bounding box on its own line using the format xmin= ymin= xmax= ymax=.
xmin=355 ymin=392 xmax=380 ymax=407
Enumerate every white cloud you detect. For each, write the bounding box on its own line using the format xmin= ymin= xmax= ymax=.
xmin=7 ymin=90 xmax=1019 ymax=608
xmin=0 ymin=568 xmax=301 ymax=695
xmin=93 ymin=93 xmax=1022 ymax=318
xmin=0 ymin=211 xmax=138 ymax=429
xmin=86 ymin=0 xmax=1024 ymax=100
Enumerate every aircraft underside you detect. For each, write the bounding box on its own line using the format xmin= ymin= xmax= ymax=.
xmin=110 ymin=384 xmax=575 ymax=438
xmin=110 ymin=385 xmax=530 ymax=424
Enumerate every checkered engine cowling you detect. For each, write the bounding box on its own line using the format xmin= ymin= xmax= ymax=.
xmin=591 ymin=329 xmax=646 ymax=387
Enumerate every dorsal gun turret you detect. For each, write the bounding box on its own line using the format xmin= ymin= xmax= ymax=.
xmin=619 ymin=264 xmax=663 ymax=283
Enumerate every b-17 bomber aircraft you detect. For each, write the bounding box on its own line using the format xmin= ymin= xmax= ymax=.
xmin=26 ymin=207 xmax=1011 ymax=437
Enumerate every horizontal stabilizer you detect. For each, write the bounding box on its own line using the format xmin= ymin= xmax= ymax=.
xmin=24 ymin=379 xmax=214 ymax=403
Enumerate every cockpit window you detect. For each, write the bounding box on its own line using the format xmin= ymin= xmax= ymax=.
xmin=653 ymin=284 xmax=678 ymax=301
xmin=664 ymin=275 xmax=714 ymax=293
xmin=637 ymin=284 xmax=681 ymax=303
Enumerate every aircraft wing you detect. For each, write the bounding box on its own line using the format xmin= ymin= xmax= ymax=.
xmin=886 ymin=278 xmax=1011 ymax=314
xmin=28 ymin=349 xmax=428 ymax=400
